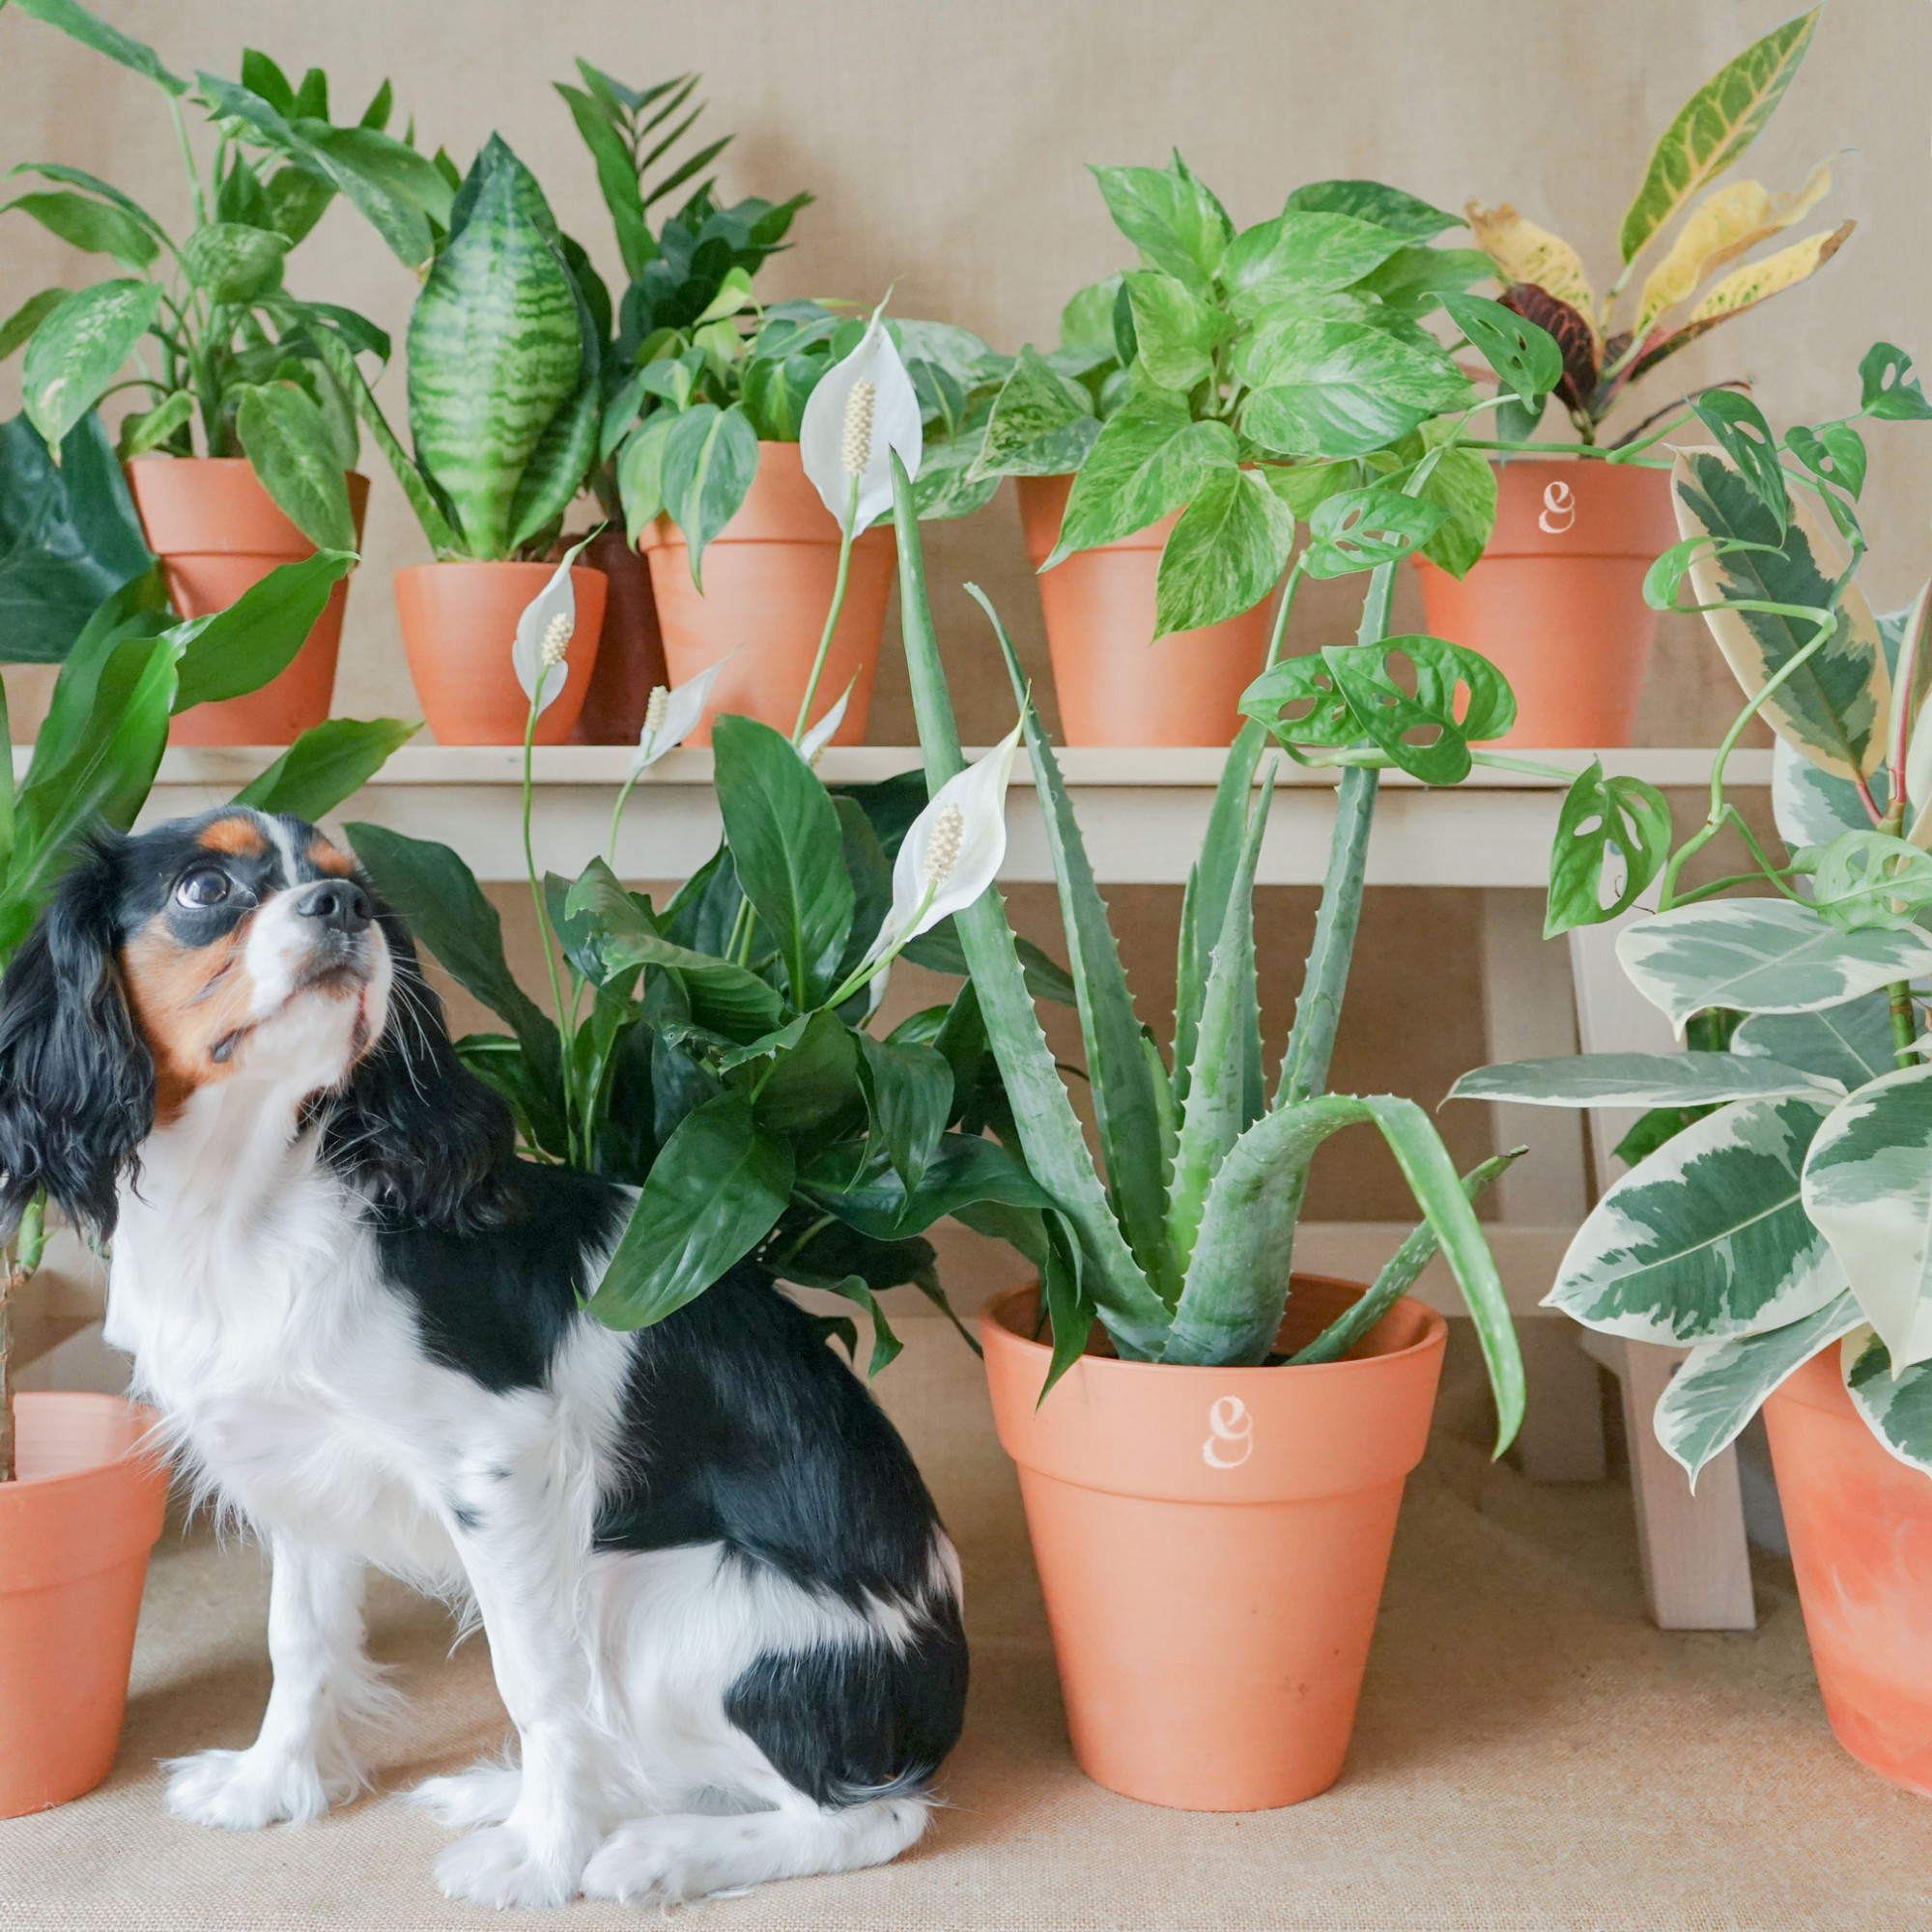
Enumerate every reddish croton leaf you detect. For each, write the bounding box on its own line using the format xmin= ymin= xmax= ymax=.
xmin=1499 ymin=282 xmax=1599 ymax=413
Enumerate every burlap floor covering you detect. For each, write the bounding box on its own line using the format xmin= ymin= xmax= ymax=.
xmin=3 ymin=1319 xmax=1928 ymax=1932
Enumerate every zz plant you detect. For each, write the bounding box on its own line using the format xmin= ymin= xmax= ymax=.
xmin=1454 ymin=344 xmax=1932 ymax=1484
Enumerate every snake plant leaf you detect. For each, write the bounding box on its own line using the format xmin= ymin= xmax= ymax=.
xmin=1859 ymin=342 xmax=1932 ymax=423
xmin=1237 ymin=316 xmax=1473 ymax=459
xmin=1284 ymin=179 xmax=1458 ymax=241
xmin=9 ymin=0 xmax=188 ymax=93
xmin=1657 ymin=1291 xmax=1861 ymax=1484
xmin=1634 ymin=159 xmax=1834 ymax=337
xmin=232 ymin=717 xmax=417 ymax=821
xmin=1803 ymin=1066 xmax=1932 ymax=1372
xmin=1733 ymin=996 xmax=1896 ymax=1094
xmin=1548 ymin=1094 xmax=1844 ymax=1344
xmin=971 ymin=345 xmax=1099 ymax=481
xmin=1464 ymin=204 xmax=1599 ymax=333
xmin=1618 ymin=899 xmax=1932 ymax=1033
xmin=1045 ymin=392 xmax=1235 ymax=567
xmin=1219 ymin=211 xmax=1408 ymax=316
xmin=1450 ymin=1051 xmax=1839 ymax=1111
xmin=1543 ymin=759 xmax=1671 ymax=939
xmin=407 ymin=145 xmax=583 ymax=558
xmin=1674 ymin=448 xmax=1889 ymax=781
xmin=1843 ymin=1329 xmax=1932 ymax=1473
xmin=1320 ymin=635 xmax=1514 ymax=785
xmin=21 ymin=280 xmax=161 ymax=451
xmin=1616 ymin=8 xmax=1822 ymax=267
xmin=234 ymin=383 xmax=357 ymax=552
xmin=661 ymin=402 xmax=758 ymax=587
xmin=1091 ymin=156 xmax=1231 ymax=296
xmin=982 ymin=590 xmax=1178 ymax=1300
xmin=1300 ymin=487 xmax=1447 ymax=579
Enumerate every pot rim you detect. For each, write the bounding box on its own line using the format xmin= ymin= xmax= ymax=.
xmin=392 ymin=559 xmax=606 ymax=576
xmin=1 ymin=1392 xmax=166 ymax=1496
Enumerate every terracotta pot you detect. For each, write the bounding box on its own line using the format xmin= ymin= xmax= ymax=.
xmin=126 ymin=457 xmax=370 ymax=748
xmin=1018 ymin=473 xmax=1274 ymax=748
xmin=640 ymin=442 xmax=890 ymax=747
xmin=395 ymin=561 xmax=606 ymax=746
xmin=574 ymin=526 xmax=668 ymax=745
xmin=1411 ymin=458 xmax=1678 ymax=749
xmin=0 ymin=1393 xmax=170 ymax=1817
xmin=981 ymin=1275 xmax=1446 ymax=1810
xmin=1763 ymin=1348 xmax=1932 ymax=1795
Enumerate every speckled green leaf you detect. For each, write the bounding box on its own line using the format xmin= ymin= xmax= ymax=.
xmin=21 ymin=280 xmax=159 ymax=449
xmin=1152 ymin=465 xmax=1293 ymax=639
xmin=972 ymin=344 xmax=1098 ymax=480
xmin=1046 ymin=391 xmax=1235 ymax=566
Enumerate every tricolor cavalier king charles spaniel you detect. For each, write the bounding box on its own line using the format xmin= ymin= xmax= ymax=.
xmin=0 ymin=809 xmax=966 ymax=1908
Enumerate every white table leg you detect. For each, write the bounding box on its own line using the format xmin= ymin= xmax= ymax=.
xmin=1568 ymin=916 xmax=1755 ymax=1631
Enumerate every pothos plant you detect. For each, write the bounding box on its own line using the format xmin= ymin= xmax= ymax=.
xmin=0 ymin=0 xmax=452 ymax=554
xmin=1466 ymin=6 xmax=1850 ymax=447
xmin=0 ymin=557 xmax=416 ymax=1481
xmin=969 ymin=156 xmax=1519 ymax=635
xmin=1452 ymin=343 xmax=1932 ymax=1486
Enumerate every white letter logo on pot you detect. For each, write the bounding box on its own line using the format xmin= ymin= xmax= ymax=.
xmin=1202 ymin=1394 xmax=1255 ymax=1468
xmin=1538 ymin=479 xmax=1577 ymax=535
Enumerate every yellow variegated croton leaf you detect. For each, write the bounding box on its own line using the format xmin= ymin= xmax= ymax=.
xmin=1464 ymin=203 xmax=1599 ymax=344
xmin=1686 ymin=219 xmax=1854 ymax=326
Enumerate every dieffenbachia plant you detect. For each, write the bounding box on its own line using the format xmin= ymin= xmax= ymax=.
xmin=0 ymin=559 xmax=416 ymax=1481
xmin=1466 ymin=6 xmax=1849 ymax=446
xmin=970 ymin=157 xmax=1516 ymax=635
xmin=0 ymin=0 xmax=451 ymax=556
xmin=888 ymin=427 xmax=1527 ymax=1443
xmin=1451 ymin=345 xmax=1932 ymax=1484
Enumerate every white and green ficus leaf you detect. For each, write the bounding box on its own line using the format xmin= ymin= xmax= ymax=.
xmin=1449 ymin=1051 xmax=1841 ymax=1111
xmin=1616 ymin=898 xmax=1932 ymax=1033
xmin=1772 ymin=734 xmax=1877 ymax=848
xmin=1732 ymin=994 xmax=1897 ymax=1093
xmin=1547 ymin=1094 xmax=1846 ymax=1345
xmin=1842 ymin=1326 xmax=1932 ymax=1474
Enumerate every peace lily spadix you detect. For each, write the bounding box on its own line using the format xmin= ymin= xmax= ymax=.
xmin=631 ymin=659 xmax=727 ymax=775
xmin=513 ymin=533 xmax=597 ymax=715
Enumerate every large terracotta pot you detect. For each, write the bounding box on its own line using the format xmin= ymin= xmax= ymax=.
xmin=1018 ymin=473 xmax=1274 ymax=748
xmin=640 ymin=442 xmax=889 ymax=747
xmin=574 ymin=526 xmax=668 ymax=745
xmin=1764 ymin=1347 xmax=1932 ymax=1795
xmin=0 ymin=1393 xmax=170 ymax=1817
xmin=126 ymin=457 xmax=370 ymax=748
xmin=1411 ymin=458 xmax=1678 ymax=749
xmin=395 ymin=561 xmax=605 ymax=746
xmin=981 ymin=1275 xmax=1446 ymax=1810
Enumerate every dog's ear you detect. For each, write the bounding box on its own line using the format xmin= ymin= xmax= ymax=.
xmin=319 ymin=897 xmax=516 ymax=1230
xmin=0 ymin=839 xmax=155 ymax=1241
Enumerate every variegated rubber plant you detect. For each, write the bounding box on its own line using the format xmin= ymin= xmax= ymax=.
xmin=1466 ymin=6 xmax=1849 ymax=448
xmin=1453 ymin=344 xmax=1932 ymax=1484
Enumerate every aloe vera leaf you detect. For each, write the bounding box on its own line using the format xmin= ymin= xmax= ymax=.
xmin=975 ymin=585 xmax=1179 ymax=1302
xmin=892 ymin=456 xmax=1169 ymax=1356
xmin=1168 ymin=764 xmax=1275 ymax=1274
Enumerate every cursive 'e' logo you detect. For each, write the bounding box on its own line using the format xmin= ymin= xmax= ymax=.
xmin=1202 ymin=1394 xmax=1255 ymax=1468
xmin=1538 ymin=479 xmax=1577 ymax=534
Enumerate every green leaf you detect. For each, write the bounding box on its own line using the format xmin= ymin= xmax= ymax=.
xmin=556 ymin=80 xmax=649 ymax=281
xmin=1239 ymin=651 xmax=1358 ymax=752
xmin=1544 ymin=758 xmax=1672 ymax=938
xmin=1451 ymin=1051 xmax=1836 ymax=1110
xmin=239 ymin=47 xmax=293 ymax=112
xmin=1320 ymin=634 xmax=1516 ymax=783
xmin=1039 ymin=1209 xmax=1097 ymax=1399
xmin=1657 ymin=1292 xmax=1861 ymax=1483
xmin=1122 ymin=269 xmax=1232 ymax=390
xmin=1784 ymin=418 xmax=1867 ymax=499
xmin=1221 ymin=211 xmax=1407 ymax=313
xmin=808 ymin=1131 xmax=1050 ymax=1242
xmin=234 ymin=383 xmax=356 ymax=552
xmin=2 ymin=190 xmax=156 ymax=270
xmin=170 ymin=550 xmax=353 ymax=710
xmin=1237 ymin=316 xmax=1471 ymax=458
xmin=1691 ymin=389 xmax=1788 ymax=536
xmin=21 ymin=279 xmax=160 ymax=450
xmin=1045 ymin=391 xmax=1235 ymax=566
xmin=10 ymin=0 xmax=187 ymax=94
xmin=0 ymin=288 xmax=69 ymax=362
xmin=0 ymin=409 xmax=153 ymax=665
xmin=1091 ymin=156 xmax=1230 ymax=294
xmin=1618 ymin=8 xmax=1821 ymax=264
xmin=117 ymin=389 xmax=193 ymax=458
xmin=301 ymin=124 xmax=452 ymax=269
xmin=1283 ymin=179 xmax=1459 ymax=240
xmin=1412 ymin=429 xmax=1496 ymax=579
xmin=1439 ymin=292 xmax=1562 ymax=405
xmin=855 ymin=1031 xmax=952 ymax=1193
xmin=1733 ymin=995 xmax=1895 ymax=1093
xmin=589 ymin=1094 xmax=793 ymax=1328
xmin=1548 ymin=1094 xmax=1844 ymax=1344
xmin=746 ymin=1009 xmax=858 ymax=1136
xmin=1843 ymin=1329 xmax=1932 ymax=1475
xmin=616 ymin=412 xmax=673 ymax=546
xmin=1354 ymin=245 xmax=1492 ymax=318
xmin=179 ymin=221 xmax=289 ymax=302
xmin=265 ymin=165 xmax=333 ymax=246
xmin=1858 ymin=342 xmax=1932 ymax=424
xmin=1299 ymin=486 xmax=1447 ymax=579
xmin=1152 ymin=466 xmax=1294 ymax=639
xmin=661 ymin=402 xmax=757 ymax=586
xmin=233 ymin=717 xmax=416 ymax=819
xmin=972 ymin=344 xmax=1098 ymax=480
xmin=1617 ymin=898 xmax=1932 ymax=1032
xmin=1059 ymin=274 xmax=1123 ymax=354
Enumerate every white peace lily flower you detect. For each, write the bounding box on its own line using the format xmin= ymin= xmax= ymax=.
xmin=797 ymin=676 xmax=856 ymax=764
xmin=799 ymin=309 xmax=923 ymax=536
xmin=629 ymin=656 xmax=729 ymax=777
xmin=863 ymin=721 xmax=1022 ymax=966
xmin=512 ymin=532 xmax=596 ymax=715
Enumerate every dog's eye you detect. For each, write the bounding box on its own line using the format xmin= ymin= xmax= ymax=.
xmin=175 ymin=867 xmax=231 ymax=908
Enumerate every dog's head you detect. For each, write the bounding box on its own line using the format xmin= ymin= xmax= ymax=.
xmin=0 ymin=808 xmax=513 ymax=1239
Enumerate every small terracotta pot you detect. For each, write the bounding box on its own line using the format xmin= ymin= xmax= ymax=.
xmin=1764 ymin=1348 xmax=1932 ymax=1796
xmin=981 ymin=1276 xmax=1446 ymax=1810
xmin=640 ymin=441 xmax=891 ymax=747
xmin=126 ymin=457 xmax=370 ymax=748
xmin=1018 ymin=473 xmax=1274 ymax=747
xmin=0 ymin=1393 xmax=170 ymax=1817
xmin=395 ymin=561 xmax=606 ymax=746
xmin=1411 ymin=458 xmax=1678 ymax=749
xmin=574 ymin=526 xmax=668 ymax=745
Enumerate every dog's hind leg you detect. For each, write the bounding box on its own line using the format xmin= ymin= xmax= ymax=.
xmin=407 ymin=1759 xmax=522 ymax=1830
xmin=582 ymin=1792 xmax=931 ymax=1904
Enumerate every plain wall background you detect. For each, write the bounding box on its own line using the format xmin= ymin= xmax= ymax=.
xmin=0 ymin=0 xmax=1923 ymax=1233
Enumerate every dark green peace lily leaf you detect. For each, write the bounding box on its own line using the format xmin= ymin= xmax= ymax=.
xmin=1320 ymin=634 xmax=1515 ymax=784
xmin=1046 ymin=391 xmax=1236 ymax=566
xmin=856 ymin=1029 xmax=952 ymax=1192
xmin=1300 ymin=485 xmax=1447 ymax=579
xmin=746 ymin=1009 xmax=859 ymax=1137
xmin=1152 ymin=466 xmax=1293 ymax=639
xmin=233 ymin=717 xmax=417 ymax=821
xmin=1544 ymin=758 xmax=1672 ymax=938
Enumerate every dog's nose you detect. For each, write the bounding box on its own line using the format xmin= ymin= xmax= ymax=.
xmin=295 ymin=879 xmax=373 ymax=934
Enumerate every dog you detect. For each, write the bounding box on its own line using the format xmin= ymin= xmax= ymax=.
xmin=0 ymin=808 xmax=967 ymax=1908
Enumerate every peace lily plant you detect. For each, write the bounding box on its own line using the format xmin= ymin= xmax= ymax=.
xmin=1454 ymin=342 xmax=1932 ymax=1484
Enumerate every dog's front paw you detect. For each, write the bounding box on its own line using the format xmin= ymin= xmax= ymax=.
xmin=162 ymin=1747 xmax=333 ymax=1830
xmin=434 ymin=1825 xmax=580 ymax=1910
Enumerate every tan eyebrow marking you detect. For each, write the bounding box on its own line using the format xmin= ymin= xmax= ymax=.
xmin=198 ymin=816 xmax=268 ymax=858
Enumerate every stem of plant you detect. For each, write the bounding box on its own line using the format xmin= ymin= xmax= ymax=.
xmin=168 ymin=93 xmax=208 ymax=228
xmin=793 ymin=473 xmax=861 ymax=742
xmin=522 ymin=678 xmax=574 ymax=1159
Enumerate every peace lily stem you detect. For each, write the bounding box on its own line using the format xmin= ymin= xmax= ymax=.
xmin=522 ymin=654 xmax=574 ymax=1158
xmin=792 ymin=436 xmax=867 ymax=743
xmin=607 ymin=685 xmax=667 ymax=863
